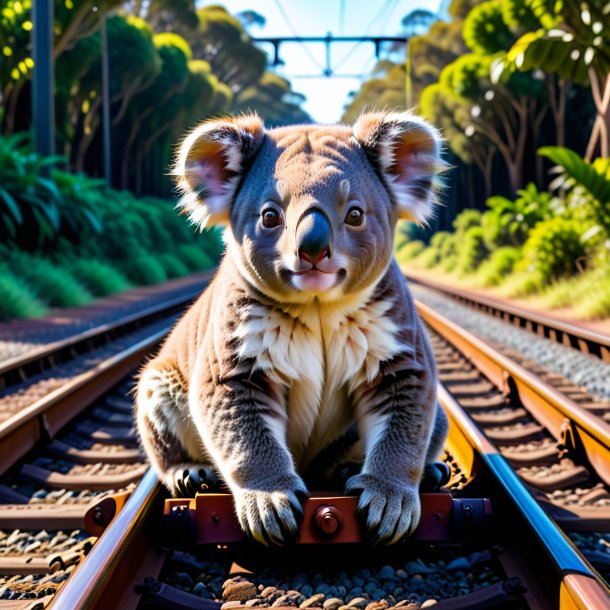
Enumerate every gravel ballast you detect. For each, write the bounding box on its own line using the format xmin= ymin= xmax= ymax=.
xmin=411 ymin=284 xmax=610 ymax=401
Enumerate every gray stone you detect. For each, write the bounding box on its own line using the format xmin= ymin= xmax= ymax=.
xmin=347 ymin=597 xmax=368 ymax=609
xmin=323 ymin=598 xmax=344 ymax=610
xmin=300 ymin=594 xmax=326 ymax=608
xmin=261 ymin=587 xmax=279 ymax=599
xmin=421 ymin=601 xmax=437 ymax=608
xmin=224 ymin=581 xmax=259 ymax=602
xmin=447 ymin=557 xmax=469 ymax=571
xmin=364 ymin=601 xmax=389 ymax=610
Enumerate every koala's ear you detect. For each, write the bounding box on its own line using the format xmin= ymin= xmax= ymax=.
xmin=173 ymin=114 xmax=265 ymax=228
xmin=353 ymin=111 xmax=447 ymax=224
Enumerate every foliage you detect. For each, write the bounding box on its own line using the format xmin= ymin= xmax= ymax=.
xmin=176 ymin=245 xmax=214 ymax=272
xmin=64 ymin=259 xmax=131 ymax=297
xmin=159 ymin=253 xmax=190 ymax=279
xmin=482 ymin=182 xmax=553 ymax=247
xmin=452 ymin=209 xmax=481 ymax=235
xmin=475 ymin=246 xmax=521 ymax=286
xmin=121 ymin=252 xmax=168 ymax=286
xmin=455 ymin=226 xmax=489 ymax=275
xmin=519 ymin=217 xmax=586 ymax=282
xmin=0 ymin=266 xmax=46 ymax=320
xmin=0 ymin=133 xmax=103 ymax=248
xmin=396 ymin=240 xmax=426 ymax=264
xmin=7 ymin=251 xmax=92 ymax=307
xmin=539 ymin=146 xmax=610 ymax=237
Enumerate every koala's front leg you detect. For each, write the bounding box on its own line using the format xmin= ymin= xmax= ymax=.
xmin=193 ymin=373 xmax=307 ymax=546
xmin=346 ymin=355 xmax=439 ymax=545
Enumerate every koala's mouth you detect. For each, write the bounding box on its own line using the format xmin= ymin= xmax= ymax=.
xmin=289 ymin=264 xmax=347 ymax=293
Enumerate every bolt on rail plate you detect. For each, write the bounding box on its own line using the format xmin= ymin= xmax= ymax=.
xmin=164 ymin=492 xmax=492 ymax=545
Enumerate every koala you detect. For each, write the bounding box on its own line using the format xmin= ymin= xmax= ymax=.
xmin=135 ymin=111 xmax=449 ymax=546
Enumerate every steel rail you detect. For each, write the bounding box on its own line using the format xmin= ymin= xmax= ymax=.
xmin=416 ymin=300 xmax=610 ymax=488
xmin=406 ymin=274 xmax=610 ymax=363
xmin=49 ymin=468 xmax=165 ymax=610
xmin=0 ymin=274 xmax=211 ymax=383
xmin=0 ymin=326 xmax=170 ymax=476
xmin=52 ymin=387 xmax=610 ymax=610
xmin=441 ymin=384 xmax=610 ymax=609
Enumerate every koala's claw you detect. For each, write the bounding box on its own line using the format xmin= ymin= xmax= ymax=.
xmin=234 ymin=476 xmax=308 ymax=546
xmin=346 ymin=473 xmax=420 ymax=545
xmin=172 ymin=465 xmax=218 ymax=497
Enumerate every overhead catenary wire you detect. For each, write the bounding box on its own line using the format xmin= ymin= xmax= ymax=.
xmin=332 ymin=0 xmax=400 ymax=72
xmin=272 ymin=0 xmax=326 ymax=72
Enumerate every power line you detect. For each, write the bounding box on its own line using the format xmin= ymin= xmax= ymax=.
xmin=272 ymin=0 xmax=325 ymax=72
xmin=333 ymin=0 xmax=398 ymax=72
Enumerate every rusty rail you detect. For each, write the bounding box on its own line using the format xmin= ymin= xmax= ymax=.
xmin=441 ymin=385 xmax=610 ymax=609
xmin=49 ymin=468 xmax=165 ymax=610
xmin=406 ymin=274 xmax=610 ymax=362
xmin=0 ymin=326 xmax=170 ymax=476
xmin=416 ymin=300 xmax=610 ymax=488
xmin=0 ymin=274 xmax=211 ymax=387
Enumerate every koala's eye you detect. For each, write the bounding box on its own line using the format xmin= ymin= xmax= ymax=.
xmin=345 ymin=206 xmax=364 ymax=227
xmin=261 ymin=208 xmax=282 ymax=228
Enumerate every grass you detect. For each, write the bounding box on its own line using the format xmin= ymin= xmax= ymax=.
xmin=8 ymin=252 xmax=92 ymax=307
xmin=159 ymin=253 xmax=190 ymax=279
xmin=395 ymin=240 xmax=426 ymax=265
xmin=65 ymin=259 xmax=131 ymax=297
xmin=0 ymin=266 xmax=47 ymax=320
xmin=122 ymin=252 xmax=168 ymax=286
xmin=176 ymin=245 xmax=213 ymax=271
xmin=474 ymin=247 xmax=521 ymax=287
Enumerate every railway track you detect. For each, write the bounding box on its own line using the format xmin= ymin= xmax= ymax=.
xmin=49 ymin=378 xmax=610 ymax=610
xmin=405 ymin=274 xmax=610 ymax=364
xmin=415 ymin=300 xmax=610 ymax=585
xmin=2 ymin=270 xmax=610 ymax=608
xmin=0 ymin=278 xmax=212 ymax=608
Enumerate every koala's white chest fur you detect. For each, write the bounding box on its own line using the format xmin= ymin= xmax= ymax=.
xmin=235 ymin=295 xmax=404 ymax=466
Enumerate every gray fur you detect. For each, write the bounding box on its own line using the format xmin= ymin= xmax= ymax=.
xmin=135 ymin=111 xmax=448 ymax=545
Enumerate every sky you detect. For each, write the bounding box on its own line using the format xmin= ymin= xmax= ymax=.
xmin=222 ymin=1 xmax=444 ymax=123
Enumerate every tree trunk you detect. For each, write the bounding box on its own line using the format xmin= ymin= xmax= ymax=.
xmin=586 ymin=70 xmax=610 ymax=160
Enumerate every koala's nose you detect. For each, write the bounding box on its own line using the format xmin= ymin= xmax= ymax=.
xmin=296 ymin=209 xmax=333 ymax=264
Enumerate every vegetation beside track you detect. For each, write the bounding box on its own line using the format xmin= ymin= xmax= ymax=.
xmin=397 ymin=149 xmax=610 ymax=320
xmin=0 ymin=133 xmax=222 ymax=320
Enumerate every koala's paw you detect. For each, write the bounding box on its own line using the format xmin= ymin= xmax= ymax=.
xmin=345 ymin=473 xmax=420 ymax=545
xmin=171 ymin=464 xmax=218 ymax=497
xmin=233 ymin=475 xmax=308 ymax=546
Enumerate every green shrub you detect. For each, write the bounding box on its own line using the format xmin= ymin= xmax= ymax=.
xmin=483 ymin=183 xmax=553 ymax=248
xmin=176 ymin=245 xmax=213 ymax=271
xmin=574 ymin=276 xmax=610 ymax=318
xmin=122 ymin=253 xmax=168 ymax=286
xmin=0 ymin=267 xmax=47 ymax=320
xmin=159 ymin=253 xmax=190 ymax=278
xmin=475 ymin=247 xmax=521 ymax=286
xmin=520 ymin=217 xmax=586 ymax=283
xmin=65 ymin=259 xmax=131 ymax=296
xmin=413 ymin=247 xmax=441 ymax=269
xmin=439 ymin=234 xmax=458 ymax=272
xmin=499 ymin=270 xmax=545 ymax=297
xmin=7 ymin=251 xmax=92 ymax=307
xmin=452 ymin=209 xmax=481 ymax=236
xmin=455 ymin=226 xmax=489 ymax=276
xmin=396 ymin=240 xmax=426 ymax=264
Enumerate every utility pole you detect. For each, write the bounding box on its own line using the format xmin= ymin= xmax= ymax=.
xmin=101 ymin=15 xmax=112 ymax=185
xmin=32 ymin=0 xmax=54 ymax=158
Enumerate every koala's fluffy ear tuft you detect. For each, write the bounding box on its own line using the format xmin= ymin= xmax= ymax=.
xmin=173 ymin=114 xmax=265 ymax=229
xmin=353 ymin=111 xmax=448 ymax=225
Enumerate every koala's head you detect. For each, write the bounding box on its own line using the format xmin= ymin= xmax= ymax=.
xmin=174 ymin=111 xmax=445 ymax=303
